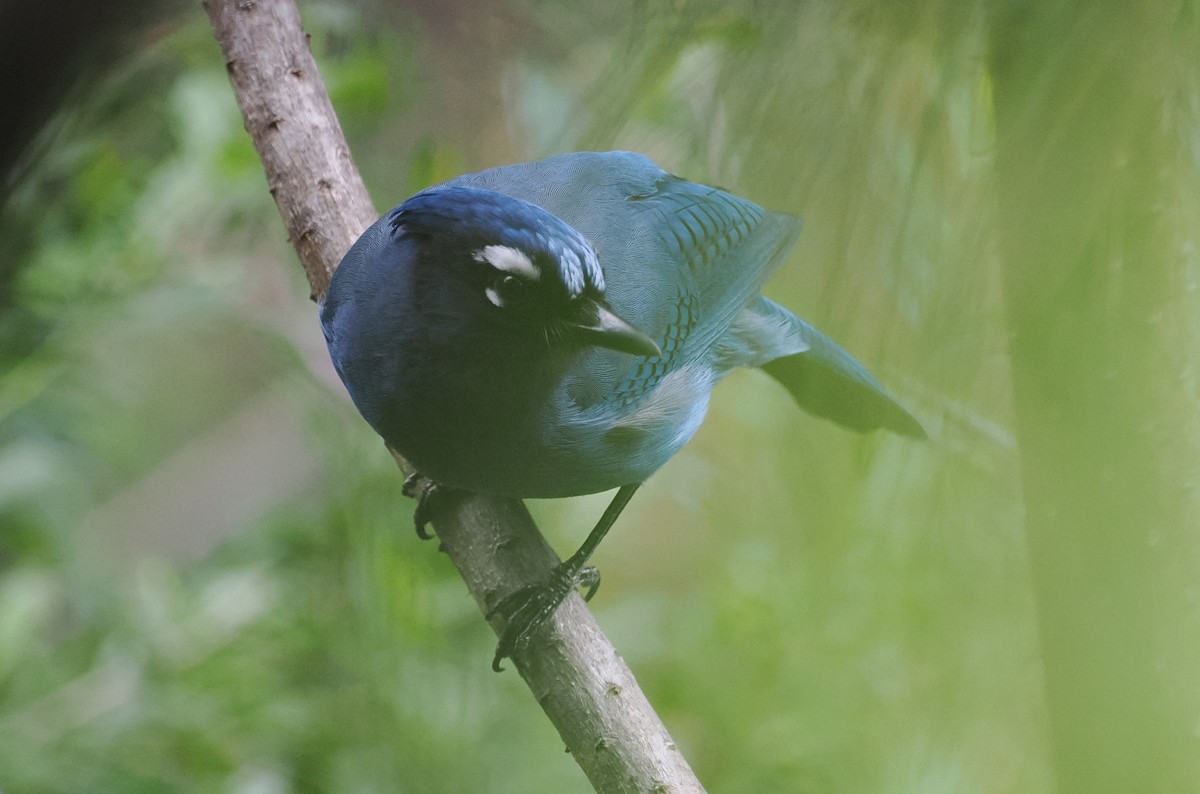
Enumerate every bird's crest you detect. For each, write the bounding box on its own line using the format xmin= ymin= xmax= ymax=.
xmin=388 ymin=186 xmax=605 ymax=298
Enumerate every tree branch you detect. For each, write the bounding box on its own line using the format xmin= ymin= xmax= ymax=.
xmin=202 ymin=1 xmax=703 ymax=790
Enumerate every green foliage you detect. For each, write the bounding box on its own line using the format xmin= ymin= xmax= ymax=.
xmin=2 ymin=0 xmax=1197 ymax=791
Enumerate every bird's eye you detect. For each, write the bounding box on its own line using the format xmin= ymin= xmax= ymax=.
xmin=485 ymin=273 xmax=528 ymax=308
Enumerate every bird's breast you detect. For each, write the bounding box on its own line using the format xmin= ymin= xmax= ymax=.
xmin=527 ymin=363 xmax=714 ymax=496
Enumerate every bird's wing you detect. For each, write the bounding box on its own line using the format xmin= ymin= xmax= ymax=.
xmin=619 ymin=174 xmax=802 ymax=355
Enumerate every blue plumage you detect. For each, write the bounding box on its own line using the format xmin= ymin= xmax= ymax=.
xmin=323 ymin=150 xmax=920 ymax=498
xmin=320 ymin=151 xmax=923 ymax=668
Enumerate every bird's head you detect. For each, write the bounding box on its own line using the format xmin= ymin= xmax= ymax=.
xmin=387 ymin=186 xmax=660 ymax=359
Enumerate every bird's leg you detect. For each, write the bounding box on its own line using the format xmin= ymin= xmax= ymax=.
xmin=401 ymin=471 xmax=461 ymax=540
xmin=487 ymin=483 xmax=640 ymax=672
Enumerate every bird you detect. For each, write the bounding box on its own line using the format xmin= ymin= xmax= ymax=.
xmin=320 ymin=150 xmax=924 ymax=670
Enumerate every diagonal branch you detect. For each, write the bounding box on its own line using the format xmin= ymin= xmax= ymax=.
xmin=202 ymin=1 xmax=703 ymax=791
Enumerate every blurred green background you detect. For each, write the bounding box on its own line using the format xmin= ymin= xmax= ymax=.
xmin=1 ymin=1 xmax=1197 ymax=791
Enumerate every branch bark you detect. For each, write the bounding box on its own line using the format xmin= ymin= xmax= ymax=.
xmin=203 ymin=1 xmax=702 ymax=791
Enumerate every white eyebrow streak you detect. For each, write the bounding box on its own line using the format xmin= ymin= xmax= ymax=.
xmin=474 ymin=245 xmax=540 ymax=280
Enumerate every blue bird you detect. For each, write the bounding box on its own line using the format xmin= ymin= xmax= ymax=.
xmin=321 ymin=151 xmax=924 ymax=669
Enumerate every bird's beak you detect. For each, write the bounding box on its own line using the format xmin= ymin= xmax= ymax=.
xmin=567 ymin=299 xmax=661 ymax=358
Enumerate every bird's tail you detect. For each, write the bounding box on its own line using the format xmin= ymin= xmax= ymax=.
xmin=754 ymin=299 xmax=926 ymax=439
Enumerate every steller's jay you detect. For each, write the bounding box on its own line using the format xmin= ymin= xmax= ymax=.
xmin=321 ymin=151 xmax=924 ymax=670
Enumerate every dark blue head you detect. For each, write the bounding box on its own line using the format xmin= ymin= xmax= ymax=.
xmin=366 ymin=186 xmax=658 ymax=358
xmin=391 ymin=186 xmax=606 ymax=301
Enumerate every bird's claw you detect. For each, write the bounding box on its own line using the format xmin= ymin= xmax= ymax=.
xmin=578 ymin=565 xmax=601 ymax=602
xmin=402 ymin=472 xmax=458 ymax=540
xmin=487 ymin=562 xmax=600 ymax=672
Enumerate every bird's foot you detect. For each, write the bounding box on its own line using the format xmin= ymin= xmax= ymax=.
xmin=486 ymin=562 xmax=602 ymax=672
xmin=401 ymin=472 xmax=460 ymax=540
xmin=577 ymin=565 xmax=601 ymax=602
